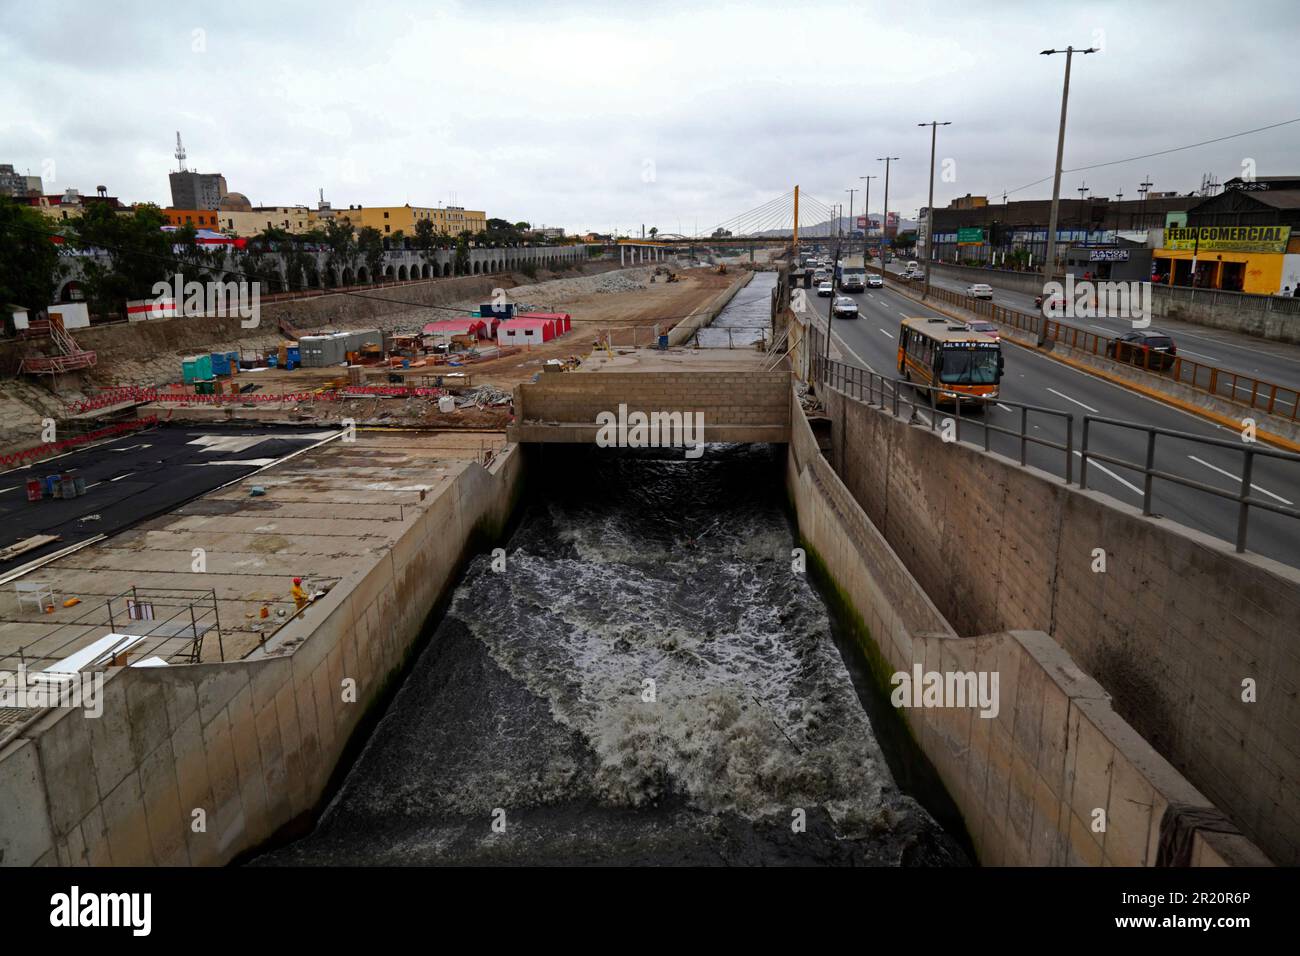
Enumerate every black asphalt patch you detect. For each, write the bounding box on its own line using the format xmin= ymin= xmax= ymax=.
xmin=0 ymin=424 xmax=340 ymax=573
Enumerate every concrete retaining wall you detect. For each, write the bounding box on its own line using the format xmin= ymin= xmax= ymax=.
xmin=666 ymin=271 xmax=753 ymax=346
xmin=510 ymin=369 xmax=792 ymax=444
xmin=0 ymin=443 xmax=523 ymax=866
xmin=786 ymin=391 xmax=1269 ymax=866
xmin=816 ymin=382 xmax=1299 ymax=864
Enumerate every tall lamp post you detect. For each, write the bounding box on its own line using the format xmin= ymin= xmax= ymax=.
xmin=918 ymin=121 xmax=951 ymax=300
xmin=846 ymin=188 xmax=858 ymax=255
xmin=1039 ymin=45 xmax=1097 ymax=343
xmin=860 ymin=174 xmax=877 ymax=260
xmin=878 ymin=156 xmax=899 ymax=263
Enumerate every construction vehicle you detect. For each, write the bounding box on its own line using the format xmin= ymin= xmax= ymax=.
xmin=716 ymin=263 xmax=728 ymax=275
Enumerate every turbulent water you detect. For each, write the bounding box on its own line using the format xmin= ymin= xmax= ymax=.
xmin=259 ymin=445 xmax=966 ymax=866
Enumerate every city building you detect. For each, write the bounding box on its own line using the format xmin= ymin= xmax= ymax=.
xmin=161 ymin=208 xmax=220 ymax=229
xmin=1152 ymin=176 xmax=1300 ymax=294
xmin=169 ymin=169 xmax=228 ymax=210
xmin=218 ymin=205 xmax=314 ymax=236
xmin=949 ymin=194 xmax=988 ymax=210
xmin=336 ymin=204 xmax=487 ymax=237
xmin=533 ymin=226 xmax=566 ymax=239
xmin=926 ymin=194 xmax=1202 ymax=263
xmin=0 ymin=164 xmax=42 ymax=198
xmin=26 ymin=187 xmax=126 ymax=221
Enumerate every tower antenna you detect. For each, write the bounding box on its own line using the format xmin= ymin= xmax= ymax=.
xmin=175 ymin=131 xmax=187 ymax=172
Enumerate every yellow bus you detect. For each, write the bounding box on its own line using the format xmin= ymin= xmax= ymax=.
xmin=897 ymin=316 xmax=1004 ymax=404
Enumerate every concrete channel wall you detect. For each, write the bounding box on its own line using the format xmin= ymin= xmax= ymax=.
xmin=0 ymin=444 xmax=523 ymax=867
xmin=813 ymin=381 xmax=1297 ymax=864
xmin=786 ymin=393 xmax=1270 ymax=866
xmin=666 ymin=270 xmax=753 ymax=346
xmin=511 ymin=368 xmax=792 ymax=444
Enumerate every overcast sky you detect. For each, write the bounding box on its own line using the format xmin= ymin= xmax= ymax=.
xmin=3 ymin=0 xmax=1297 ymax=235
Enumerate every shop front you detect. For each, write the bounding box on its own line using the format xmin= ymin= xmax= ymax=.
xmin=1153 ymin=225 xmax=1292 ymax=294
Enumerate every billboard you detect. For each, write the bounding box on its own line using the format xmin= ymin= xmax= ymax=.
xmin=1163 ymin=225 xmax=1291 ymax=254
xmin=856 ymin=215 xmax=867 ymax=228
xmin=957 ymin=227 xmax=985 ymax=245
xmin=886 ymin=211 xmax=899 ymax=237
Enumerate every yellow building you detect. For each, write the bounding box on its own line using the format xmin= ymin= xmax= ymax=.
xmin=335 ymin=204 xmax=486 ymax=237
xmin=1154 ymin=225 xmax=1295 ymax=295
xmin=218 ymin=206 xmax=314 ymax=237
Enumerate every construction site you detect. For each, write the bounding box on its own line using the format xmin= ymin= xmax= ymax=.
xmin=0 ymin=250 xmax=768 ymax=714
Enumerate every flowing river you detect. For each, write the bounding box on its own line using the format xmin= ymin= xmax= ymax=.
xmin=259 ymin=444 xmax=968 ymax=866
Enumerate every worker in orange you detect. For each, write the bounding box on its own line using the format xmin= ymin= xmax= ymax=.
xmin=291 ymin=577 xmax=309 ymax=611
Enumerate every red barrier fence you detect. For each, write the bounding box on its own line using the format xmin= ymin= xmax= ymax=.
xmin=1 ymin=417 xmax=159 ymax=470
xmin=64 ymin=384 xmax=451 ymax=413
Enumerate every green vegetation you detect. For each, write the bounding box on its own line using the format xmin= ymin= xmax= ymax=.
xmin=0 ymin=199 xmax=65 ymax=314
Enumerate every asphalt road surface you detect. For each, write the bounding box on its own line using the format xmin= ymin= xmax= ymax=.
xmin=806 ymin=276 xmax=1300 ymax=570
xmin=0 ymin=424 xmax=341 ymax=574
xmin=902 ymin=264 xmax=1300 ymax=397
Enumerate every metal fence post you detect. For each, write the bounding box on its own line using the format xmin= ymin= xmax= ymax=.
xmin=1080 ymin=417 xmax=1090 ymax=489
xmin=1142 ymin=429 xmax=1157 ymax=515
xmin=1236 ymin=449 xmax=1255 ymax=552
xmin=1065 ymin=415 xmax=1074 ymax=485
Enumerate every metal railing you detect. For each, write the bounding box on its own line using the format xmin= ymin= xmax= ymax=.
xmin=881 ymin=271 xmax=1300 ymax=421
xmin=812 ymin=349 xmax=1075 ymax=483
xmin=1079 ymin=417 xmax=1300 ymax=552
xmin=808 ymin=331 xmax=1300 ymax=555
xmin=3 ymin=586 xmax=224 ymax=673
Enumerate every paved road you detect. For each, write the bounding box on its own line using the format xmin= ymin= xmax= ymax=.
xmin=902 ymin=264 xmax=1300 ymax=396
xmin=0 ymin=425 xmax=341 ymax=573
xmin=805 ymin=277 xmax=1300 ymax=569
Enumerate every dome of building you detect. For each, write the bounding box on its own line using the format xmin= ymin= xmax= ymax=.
xmin=218 ymin=192 xmax=252 ymax=212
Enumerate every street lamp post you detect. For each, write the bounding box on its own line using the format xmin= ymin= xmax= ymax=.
xmin=846 ymin=188 xmax=858 ymax=256
xmin=878 ymin=156 xmax=899 ymax=262
xmin=859 ymin=175 xmax=877 ymax=260
xmin=1039 ymin=45 xmax=1097 ymax=343
xmin=918 ymin=120 xmax=951 ymax=300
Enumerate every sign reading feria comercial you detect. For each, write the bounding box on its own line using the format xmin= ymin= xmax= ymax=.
xmin=1164 ymin=225 xmax=1292 ymax=254
xmin=957 ymin=227 xmax=985 ymax=245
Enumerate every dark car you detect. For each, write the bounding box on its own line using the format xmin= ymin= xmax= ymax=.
xmin=1106 ymin=329 xmax=1177 ymax=370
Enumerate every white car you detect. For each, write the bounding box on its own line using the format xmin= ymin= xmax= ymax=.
xmin=832 ymin=296 xmax=858 ymax=318
xmin=966 ymin=283 xmax=994 ymax=299
xmin=817 ymin=281 xmax=834 ymax=297
xmin=866 ymin=274 xmax=884 ymax=288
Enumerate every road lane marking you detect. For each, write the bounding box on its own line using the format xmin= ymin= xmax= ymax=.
xmin=110 ymin=473 xmax=133 ymax=482
xmin=1186 ymin=455 xmax=1293 ymax=505
xmin=1072 ymin=451 xmax=1143 ymax=496
xmin=1177 ymin=347 xmax=1221 ymax=362
xmin=879 ymin=329 xmax=894 ymax=338
xmin=1046 ymin=387 xmax=1100 ymax=413
xmin=996 ymin=403 xmax=1014 ymax=412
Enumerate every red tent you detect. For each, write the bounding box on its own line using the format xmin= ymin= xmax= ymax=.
xmin=497 ymin=316 xmax=556 ymax=345
xmin=423 ymin=318 xmax=489 ymax=339
xmin=519 ymin=311 xmax=571 ymax=334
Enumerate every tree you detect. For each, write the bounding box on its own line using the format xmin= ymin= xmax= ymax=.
xmin=72 ymin=203 xmax=173 ymax=317
xmin=357 ymin=227 xmax=384 ymax=283
xmin=649 ymin=226 xmax=658 ymax=239
xmin=0 ymin=199 xmax=66 ymax=315
xmin=323 ymin=218 xmax=357 ymax=281
xmin=712 ymin=228 xmax=732 ymax=238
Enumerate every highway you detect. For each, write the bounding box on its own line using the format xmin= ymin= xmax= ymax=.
xmin=904 ymin=264 xmax=1300 ymax=395
xmin=803 ymin=273 xmax=1300 ymax=569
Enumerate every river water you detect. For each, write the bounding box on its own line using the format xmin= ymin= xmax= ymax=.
xmin=694 ymin=272 xmax=775 ymax=348
xmin=259 ymin=444 xmax=968 ymax=866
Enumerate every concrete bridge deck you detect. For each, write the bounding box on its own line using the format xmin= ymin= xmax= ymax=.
xmin=507 ymin=347 xmax=791 ymax=445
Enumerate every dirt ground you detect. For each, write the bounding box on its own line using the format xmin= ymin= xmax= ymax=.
xmin=131 ymin=267 xmax=744 ymax=432
xmin=463 ymin=269 xmax=735 ymax=388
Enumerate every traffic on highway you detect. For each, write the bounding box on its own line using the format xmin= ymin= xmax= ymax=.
xmin=796 ymin=249 xmax=1300 ymax=569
